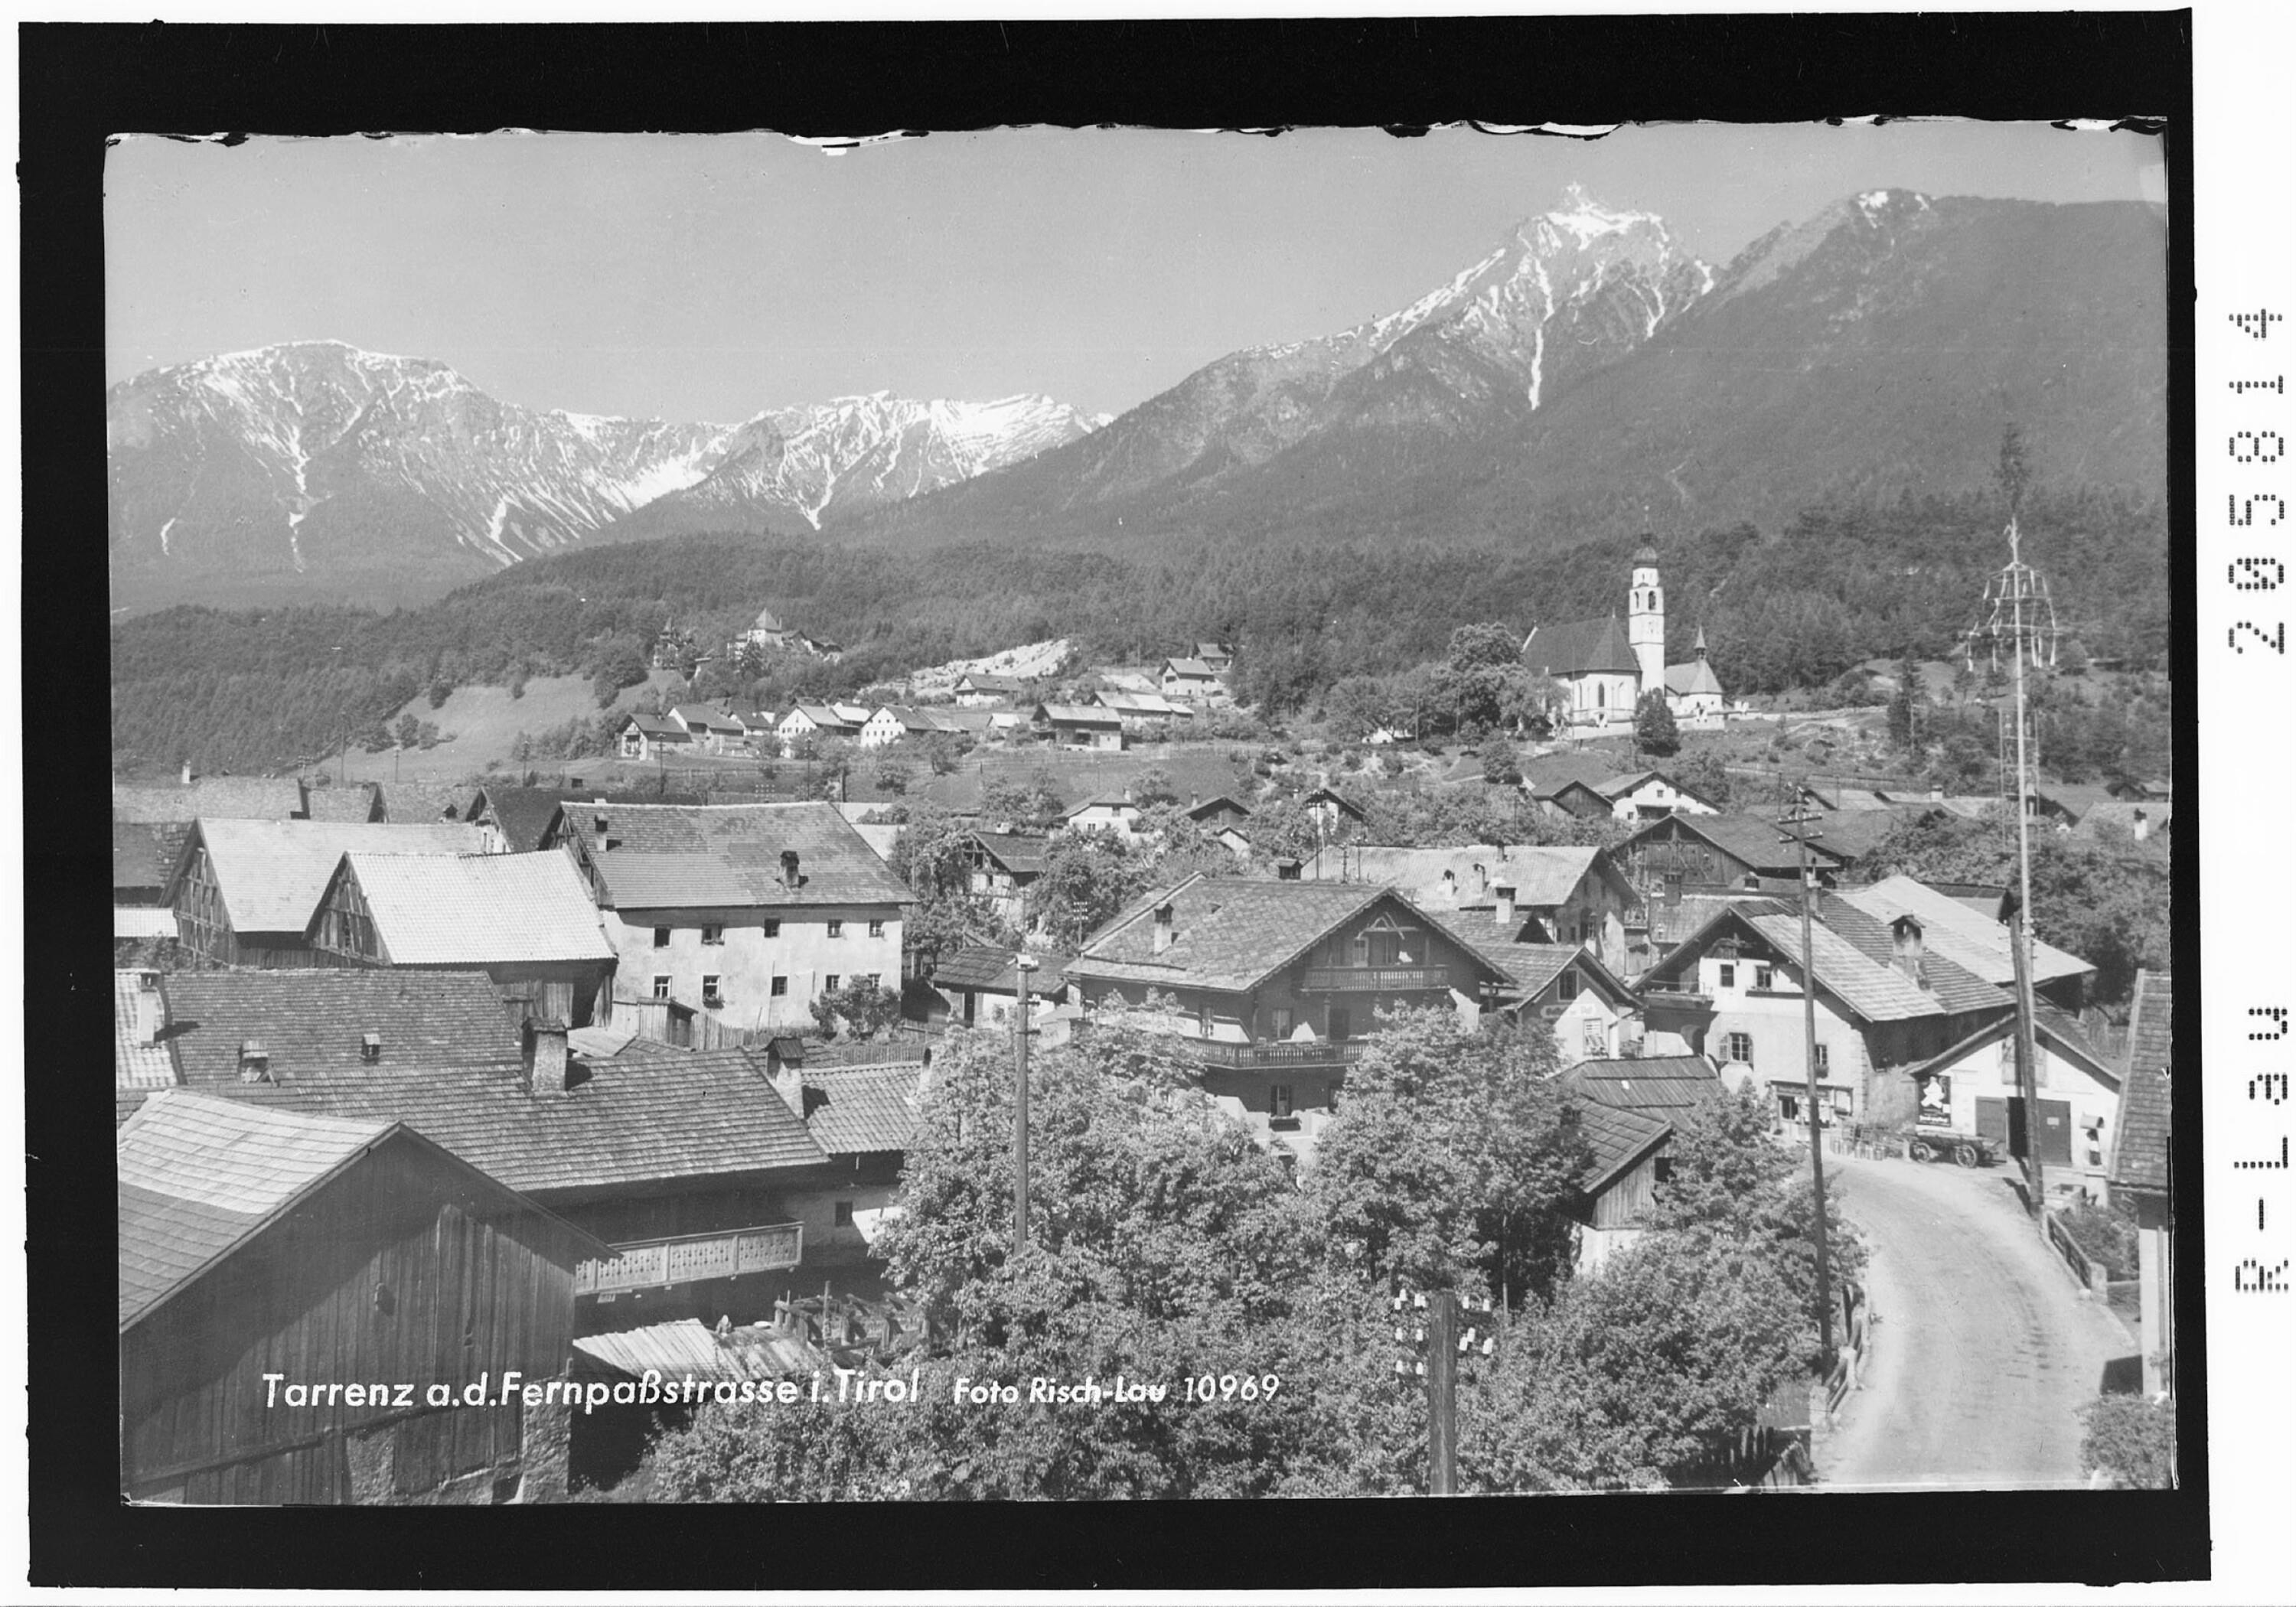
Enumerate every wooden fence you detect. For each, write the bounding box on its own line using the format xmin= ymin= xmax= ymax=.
xmin=1823 ymin=1281 xmax=1873 ymax=1419
xmin=2046 ymin=1210 xmax=2110 ymax=1295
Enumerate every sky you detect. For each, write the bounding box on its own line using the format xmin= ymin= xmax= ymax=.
xmin=106 ymin=122 xmax=2164 ymax=424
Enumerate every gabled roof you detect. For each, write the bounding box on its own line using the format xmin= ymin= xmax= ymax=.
xmin=1571 ymin=1101 xmax=1675 ymax=1197
xmin=1521 ymin=615 xmax=1641 ymax=679
xmin=113 ymin=775 xmax=308 ymax=824
xmin=1565 ymin=1055 xmax=1721 ymax=1114
xmin=2033 ymin=783 xmax=2118 ymax=822
xmin=1163 ymin=657 xmax=1219 ymax=678
xmin=1035 ymin=702 xmax=1121 ymax=726
xmin=1066 ymin=792 xmax=1139 ymax=817
xmin=784 ymin=703 xmax=864 ymax=731
xmin=302 ymin=784 xmax=382 ymax=823
xmin=870 ymin=705 xmax=944 ymax=733
xmin=113 ymin=820 xmax=179 ymax=895
xmin=1181 ymin=794 xmax=1253 ymax=821
xmin=582 ymin=804 xmax=910 ymax=910
xmin=327 ymin=852 xmax=615 ymax=966
xmin=2076 ymin=800 xmax=2173 ymax=841
xmin=1425 ymin=919 xmax=1590 ymax=999
xmin=1902 ymin=1003 xmax=2123 ymax=1091
xmin=966 ymin=830 xmax=1052 ymax=877
xmin=1809 ymin=893 xmax=2014 ymax=1015
xmin=471 ymin=786 xmax=571 ymax=853
xmin=164 ymin=818 xmax=489 ymax=936
xmin=1622 ymin=813 xmax=1848 ymax=878
xmin=1640 ymin=900 xmax=2005 ymax=1025
xmin=1664 ymin=658 xmax=1725 ymax=697
xmin=374 ymin=781 xmax=482 ymax=823
xmin=2108 ymin=970 xmax=2174 ymax=1194
xmin=1347 ymin=845 xmax=1612 ymax=909
xmin=621 ymin=714 xmax=690 ymax=739
xmin=118 ymin=1088 xmax=605 ymax=1331
xmin=1068 ymin=875 xmax=1507 ymax=996
xmin=801 ymin=1065 xmax=925 ymax=1156
xmin=931 ymin=947 xmax=1072 ymax=993
xmin=1835 ymin=875 xmax=2094 ymax=989
xmin=115 ymin=972 xmax=178 ymax=1090
xmin=671 ymin=703 xmax=745 ymax=735
xmin=159 ymin=968 xmax=525 ymax=1087
xmin=956 ymin=672 xmax=1026 ymax=692
xmin=1303 ymin=787 xmax=1368 ymax=820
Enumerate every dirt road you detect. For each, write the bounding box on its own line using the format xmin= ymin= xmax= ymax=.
xmin=1817 ymin=1152 xmax=2137 ymax=1491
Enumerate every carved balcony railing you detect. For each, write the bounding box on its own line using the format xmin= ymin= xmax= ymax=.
xmin=573 ymin=1221 xmax=805 ymax=1296
xmin=1191 ymin=1038 xmax=1368 ymax=1069
xmin=1301 ymin=965 xmax=1451 ymax=993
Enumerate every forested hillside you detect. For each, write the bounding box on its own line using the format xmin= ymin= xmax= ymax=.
xmin=112 ymin=484 xmax=2167 ymax=775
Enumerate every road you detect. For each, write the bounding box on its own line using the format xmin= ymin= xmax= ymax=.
xmin=1816 ymin=1152 xmax=2137 ymax=1491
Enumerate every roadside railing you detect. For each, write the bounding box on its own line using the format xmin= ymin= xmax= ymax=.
xmin=2045 ymin=1210 xmax=2110 ymax=1296
xmin=1822 ymin=1281 xmax=1872 ymax=1419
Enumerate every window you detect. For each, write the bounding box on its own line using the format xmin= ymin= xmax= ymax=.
xmin=1999 ymin=1038 xmax=2018 ymax=1086
xmin=868 ymin=920 xmax=885 ymax=938
xmin=1653 ymin=1155 xmax=1675 ymax=1183
xmin=653 ymin=926 xmax=671 ymax=948
xmin=1722 ymin=1031 xmax=1753 ymax=1066
xmin=702 ymin=976 xmax=722 ymax=1006
xmin=1583 ymin=1022 xmax=1609 ymax=1058
xmin=1270 ymin=1083 xmax=1293 ymax=1118
xmin=1270 ymin=1007 xmax=1293 ymax=1040
xmin=827 ymin=920 xmax=844 ymax=939
xmin=701 ymin=924 xmax=724 ymax=946
xmin=771 ymin=976 xmax=788 ymax=997
xmin=763 ymin=919 xmax=781 ymax=938
xmin=1755 ymin=964 xmax=1776 ymax=990
xmin=833 ymin=1201 xmax=855 ymax=1228
xmin=863 ymin=973 xmax=882 ymax=989
xmin=1717 ymin=963 xmax=1737 ymax=989
xmin=1199 ymin=1002 xmax=1216 ymax=1038
xmin=652 ymin=976 xmax=670 ymax=1000
xmin=1558 ymin=970 xmax=1580 ymax=1001
xmin=1813 ymin=1043 xmax=1831 ymax=1074
xmin=824 ymin=975 xmax=841 ymax=993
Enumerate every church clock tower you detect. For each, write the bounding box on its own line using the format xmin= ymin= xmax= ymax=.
xmin=1628 ymin=540 xmax=1665 ymax=698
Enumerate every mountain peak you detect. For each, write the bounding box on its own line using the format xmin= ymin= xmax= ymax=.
xmin=1538 ymin=183 xmax=1663 ymax=246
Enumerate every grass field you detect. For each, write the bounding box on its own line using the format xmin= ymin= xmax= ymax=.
xmin=322 ymin=670 xmax=683 ymax=785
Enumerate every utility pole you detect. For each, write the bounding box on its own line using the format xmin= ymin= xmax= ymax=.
xmin=1013 ymin=953 xmax=1036 ymax=1251
xmin=1777 ymin=794 xmax=1838 ymax=1374
xmin=1391 ymin=1288 xmax=1495 ymax=1495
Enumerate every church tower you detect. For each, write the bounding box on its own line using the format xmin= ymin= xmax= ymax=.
xmin=1628 ymin=540 xmax=1665 ymax=697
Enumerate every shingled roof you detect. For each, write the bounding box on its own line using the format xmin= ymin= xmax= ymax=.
xmin=1521 ymin=615 xmax=1641 ymax=679
xmin=113 ymin=775 xmax=307 ymax=823
xmin=1572 ymin=1100 xmax=1675 ymax=1197
xmin=1423 ymin=913 xmax=1592 ymax=999
xmin=968 ymin=831 xmax=1052 ymax=876
xmin=113 ymin=820 xmax=181 ymax=897
xmin=1810 ymin=892 xmax=2011 ymax=1015
xmin=1642 ymin=900 xmax=2009 ymax=1026
xmin=800 ymin=1065 xmax=925 ymax=1156
xmin=581 ymin=803 xmax=909 ymax=910
xmin=327 ymin=851 xmax=615 ymax=966
xmin=930 ymin=947 xmax=1072 ymax=993
xmin=115 ymin=971 xmax=178 ymax=1090
xmin=301 ymin=783 xmax=382 ymax=823
xmin=1623 ymin=813 xmax=1851 ymax=879
xmin=1349 ymin=845 xmax=1610 ymax=910
xmin=160 ymin=969 xmax=525 ymax=1087
xmin=1835 ymin=875 xmax=2093 ymax=990
xmin=164 ymin=818 xmax=490 ymax=936
xmin=1564 ymin=1055 xmax=1721 ymax=1115
xmin=472 ymin=786 xmax=572 ymax=853
xmin=2108 ymin=969 xmax=2174 ymax=1195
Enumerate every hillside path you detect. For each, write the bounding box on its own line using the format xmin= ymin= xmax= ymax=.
xmin=1815 ymin=1152 xmax=2135 ymax=1491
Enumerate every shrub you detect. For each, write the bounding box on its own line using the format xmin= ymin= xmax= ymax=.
xmin=2078 ymin=1393 xmax=2177 ymax=1488
xmin=2056 ymin=1200 xmax=2138 ymax=1281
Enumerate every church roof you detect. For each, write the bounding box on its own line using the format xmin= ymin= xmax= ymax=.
xmin=1522 ymin=615 xmax=1641 ymax=679
xmin=752 ymin=605 xmax=784 ymax=632
xmin=1665 ymin=658 xmax=1725 ymax=696
xmin=1633 ymin=542 xmax=1659 ymax=565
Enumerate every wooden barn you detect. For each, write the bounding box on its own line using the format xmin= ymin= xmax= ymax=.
xmin=119 ymin=1089 xmax=606 ymax=1504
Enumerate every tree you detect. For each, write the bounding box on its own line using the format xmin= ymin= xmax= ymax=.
xmin=1671 ymin=749 xmax=1733 ymax=810
xmin=392 ymin=712 xmax=422 ymax=750
xmin=1996 ymin=420 xmax=2033 ymax=524
xmin=1132 ymin=765 xmax=1179 ymax=807
xmin=870 ymin=753 xmax=915 ymax=797
xmin=1476 ymin=732 xmax=1522 ymax=787
xmin=1887 ymin=656 xmax=1923 ymax=754
xmin=1026 ymin=830 xmax=1148 ymax=948
xmin=809 ymin=976 xmax=903 ymax=1041
xmin=979 ymin=767 xmax=1069 ymax=833
xmin=1633 ymin=689 xmax=1680 ymax=758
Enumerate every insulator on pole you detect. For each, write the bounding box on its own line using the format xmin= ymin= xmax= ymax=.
xmin=1394 ymin=1326 xmax=1406 ymax=1343
xmin=1482 ymin=1338 xmax=1496 ymax=1357
xmin=1414 ymin=1292 xmax=1427 ymax=1309
xmin=1394 ymin=1360 xmax=1407 ymax=1376
xmin=1413 ymin=1328 xmax=1425 ymax=1344
xmin=1414 ymin=1361 xmax=1426 ymax=1377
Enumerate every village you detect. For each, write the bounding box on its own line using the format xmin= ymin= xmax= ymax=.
xmin=111 ymin=543 xmax=2177 ymax=1503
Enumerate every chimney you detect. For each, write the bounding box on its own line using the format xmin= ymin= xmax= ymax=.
xmin=1663 ymin=870 xmax=1684 ymax=907
xmin=1890 ymin=915 xmax=1929 ymax=989
xmin=132 ymin=972 xmax=163 ymax=1046
xmin=765 ymin=1058 xmax=806 ymax=1120
xmin=1493 ymin=885 xmax=1517 ymax=930
xmin=522 ymin=1019 xmax=570 ymax=1094
xmin=1152 ymin=903 xmax=1176 ymax=955
xmin=1927 ymin=784 xmax=1943 ymax=803
xmin=2133 ymin=807 xmax=2150 ymax=843
xmin=781 ymin=849 xmax=801 ymax=888
xmin=180 ymin=762 xmax=195 ymax=785
xmin=1473 ymin=862 xmax=1489 ymax=895
xmin=238 ymin=1039 xmax=271 ymax=1083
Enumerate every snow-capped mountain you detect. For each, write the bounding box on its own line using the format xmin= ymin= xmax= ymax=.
xmin=106 ymin=341 xmax=1102 ymax=611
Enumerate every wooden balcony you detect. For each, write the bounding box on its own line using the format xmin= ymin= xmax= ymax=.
xmin=1302 ymin=965 xmax=1451 ymax=993
xmin=574 ymin=1221 xmax=804 ymax=1296
xmin=1192 ymin=1038 xmax=1368 ymax=1069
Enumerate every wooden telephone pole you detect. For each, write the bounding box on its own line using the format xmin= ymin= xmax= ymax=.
xmin=1777 ymin=794 xmax=1838 ymax=1374
xmin=1013 ymin=953 xmax=1036 ymax=1250
xmin=1392 ymin=1288 xmax=1496 ymax=1495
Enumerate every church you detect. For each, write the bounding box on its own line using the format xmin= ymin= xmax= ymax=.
xmin=1519 ymin=544 xmax=1726 ymax=734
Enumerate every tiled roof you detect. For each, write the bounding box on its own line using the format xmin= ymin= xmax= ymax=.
xmin=1522 ymin=616 xmax=1640 ymax=679
xmin=1565 ymin=1055 xmax=1721 ymax=1115
xmin=118 ymin=1090 xmax=394 ymax=1326
xmin=1804 ymin=807 xmax=1922 ymax=863
xmin=931 ymin=946 xmax=1071 ymax=993
xmin=1349 ymin=845 xmax=1605 ymax=910
xmin=1902 ymin=1006 xmax=2122 ymax=1089
xmin=114 ymin=972 xmax=179 ymax=1089
xmin=1645 ymin=900 xmax=1974 ymax=1025
xmin=169 ymin=819 xmax=489 ymax=935
xmin=116 ymin=1088 xmax=154 ymax=1129
xmin=1424 ymin=914 xmax=1581 ymax=996
xmin=969 ymin=831 xmax=1052 ymax=875
xmin=1835 ymin=875 xmax=2093 ymax=989
xmin=113 ymin=775 xmax=307 ymax=823
xmin=2108 ymin=970 xmax=2174 ymax=1193
xmin=302 ymin=784 xmax=382 ymax=823
xmin=1570 ymin=1100 xmax=1674 ymax=1196
xmin=374 ymin=781 xmax=481 ymax=823
xmin=583 ymin=804 xmax=911 ymax=910
xmin=801 ymin=1066 xmax=925 ymax=1155
xmin=334 ymin=852 xmax=615 ymax=965
xmin=115 ymin=907 xmax=178 ymax=940
xmin=474 ymin=786 xmax=572 ymax=852
xmin=1664 ymin=657 xmax=1725 ymax=697
xmin=1070 ymin=875 xmax=1501 ymax=996
xmin=1164 ymin=658 xmax=1218 ymax=678
xmin=113 ymin=820 xmax=176 ymax=894
xmin=1811 ymin=893 xmax=2010 ymax=1016
xmin=1628 ymin=813 xmax=1849 ymax=878
xmin=573 ymin=1320 xmax=825 ymax=1383
xmin=161 ymin=969 xmax=525 ymax=1087
xmin=2076 ymin=801 xmax=2173 ymax=842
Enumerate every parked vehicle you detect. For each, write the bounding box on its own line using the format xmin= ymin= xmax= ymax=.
xmin=1907 ymin=1128 xmax=2000 ymax=1168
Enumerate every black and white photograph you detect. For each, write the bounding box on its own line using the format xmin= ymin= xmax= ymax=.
xmin=31 ymin=11 xmax=2236 ymax=1592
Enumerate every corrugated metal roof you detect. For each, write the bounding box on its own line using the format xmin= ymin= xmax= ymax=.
xmin=1836 ymin=875 xmax=2093 ymax=988
xmin=338 ymin=851 xmax=615 ymax=966
xmin=174 ymin=818 xmax=488 ymax=936
xmin=573 ymin=1320 xmax=825 ymax=1382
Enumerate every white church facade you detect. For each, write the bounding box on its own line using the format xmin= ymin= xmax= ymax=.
xmin=1520 ymin=543 xmax=1727 ymax=735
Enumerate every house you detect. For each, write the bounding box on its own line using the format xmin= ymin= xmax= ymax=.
xmin=1560 ymin=1055 xmax=1720 ymax=1271
xmin=1590 ymin=771 xmax=1724 ymax=821
xmin=162 ymin=818 xmax=489 ymax=967
xmin=732 ymin=605 xmax=796 ymax=655
xmin=961 ymin=830 xmax=1052 ymax=925
xmin=113 ymin=774 xmax=308 ymax=824
xmin=616 ymin=714 xmax=695 ymax=762
xmin=2030 ymin=783 xmax=2119 ymax=828
xmin=468 ymin=785 xmax=572 ymax=855
xmin=1301 ymin=787 xmax=1368 ymax=836
xmin=302 ymin=782 xmax=383 ymax=823
xmin=670 ymin=704 xmax=748 ymax=755
xmin=1192 ymin=642 xmax=1235 ymax=673
xmin=560 ymin=802 xmax=908 ymax=1038
xmin=859 ymin=706 xmax=944 ymax=748
xmin=114 ymin=820 xmax=186 ymax=940
xmin=1159 ymin=657 xmax=1225 ymax=702
xmin=778 ymin=704 xmax=868 ymax=750
xmin=761 ymin=1058 xmax=930 ymax=1276
xmin=927 ymin=947 xmax=1071 ymax=1028
xmin=1833 ymin=874 xmax=2095 ymax=1011
xmin=1901 ymin=1007 xmax=2123 ymax=1188
xmin=1346 ymin=845 xmax=1640 ymax=976
xmin=954 ymin=673 xmax=1027 ymax=706
xmin=1616 ymin=812 xmax=1849 ymax=901
xmin=1180 ymin=794 xmax=1254 ymax=831
xmin=1094 ymin=689 xmax=1195 ymax=734
xmin=737 ymin=710 xmax=782 ymax=749
xmin=152 ymin=970 xmax=835 ymax=1330
xmin=1065 ymin=875 xmax=1512 ymax=1164
xmin=1064 ymin=792 xmax=1144 ymax=840
xmin=374 ymin=780 xmax=483 ymax=825
xmin=1635 ymin=899 xmax=2012 ymax=1131
xmin=1519 ymin=545 xmax=1730 ymax=733
xmin=1032 ymin=702 xmax=1124 ymax=751
xmin=1428 ymin=911 xmax=1643 ymax=1065
xmin=119 ymin=1088 xmax=605 ymax=1504
xmin=306 ymin=851 xmax=618 ymax=1028
xmin=2076 ymin=800 xmax=2173 ymax=846
xmin=2105 ymin=969 xmax=2174 ymax=1396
